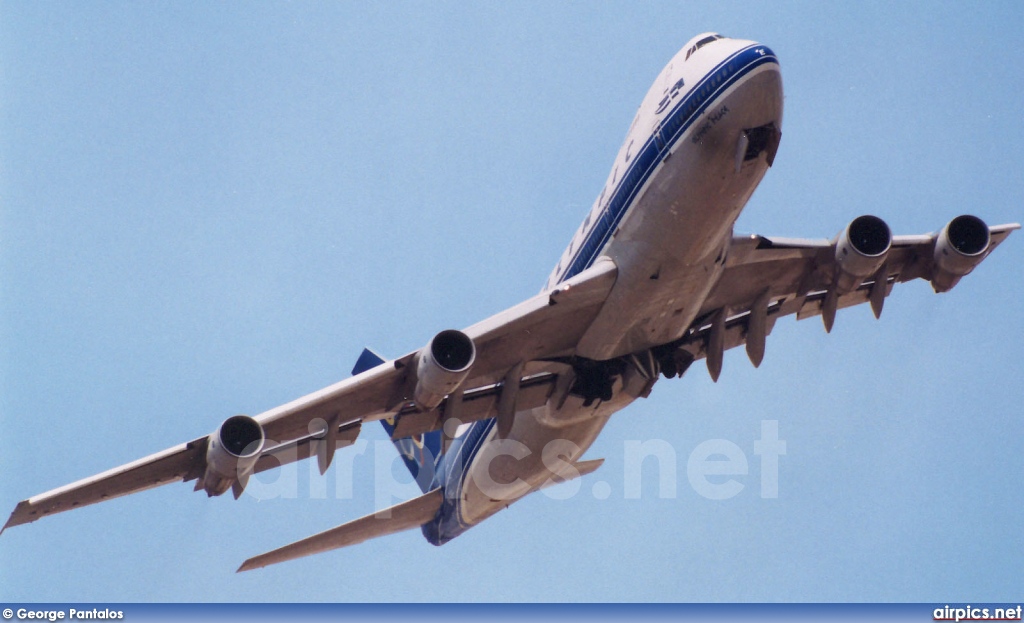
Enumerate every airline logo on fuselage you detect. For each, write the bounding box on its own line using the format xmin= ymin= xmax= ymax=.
xmin=656 ymin=77 xmax=687 ymax=114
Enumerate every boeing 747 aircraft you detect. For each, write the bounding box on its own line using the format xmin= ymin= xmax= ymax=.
xmin=4 ymin=33 xmax=1017 ymax=572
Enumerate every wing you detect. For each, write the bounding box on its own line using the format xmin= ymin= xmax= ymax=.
xmin=3 ymin=259 xmax=618 ymax=531
xmin=663 ymin=218 xmax=1019 ymax=380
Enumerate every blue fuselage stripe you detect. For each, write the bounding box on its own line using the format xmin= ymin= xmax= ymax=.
xmin=428 ymin=43 xmax=779 ymax=543
xmin=559 ymin=44 xmax=778 ymax=284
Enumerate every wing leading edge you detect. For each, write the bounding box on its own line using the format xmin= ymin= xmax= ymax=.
xmin=661 ymin=218 xmax=1018 ymax=381
xmin=4 ymin=215 xmax=1017 ymax=555
xmin=3 ymin=259 xmax=618 ymax=532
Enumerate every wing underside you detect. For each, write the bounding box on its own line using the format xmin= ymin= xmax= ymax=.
xmin=3 ymin=259 xmax=618 ymax=531
xmin=4 ymin=218 xmax=1018 ymax=551
xmin=661 ymin=221 xmax=1018 ymax=379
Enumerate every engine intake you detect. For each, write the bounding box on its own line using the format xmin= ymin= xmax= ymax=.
xmin=834 ymin=215 xmax=892 ymax=292
xmin=931 ymin=215 xmax=991 ymax=292
xmin=413 ymin=329 xmax=476 ymax=410
xmin=202 ymin=415 xmax=265 ymax=497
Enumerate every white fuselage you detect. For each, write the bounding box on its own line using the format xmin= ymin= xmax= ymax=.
xmin=426 ymin=34 xmax=783 ymax=543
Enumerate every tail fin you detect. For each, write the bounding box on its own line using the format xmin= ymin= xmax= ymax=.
xmin=353 ymin=348 xmax=444 ymax=493
xmin=351 ymin=348 xmax=387 ymax=376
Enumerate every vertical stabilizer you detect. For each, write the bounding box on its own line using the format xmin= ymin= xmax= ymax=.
xmin=354 ymin=348 xmax=443 ymax=492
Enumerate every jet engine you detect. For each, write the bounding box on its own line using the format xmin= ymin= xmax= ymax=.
xmin=833 ymin=215 xmax=892 ymax=292
xmin=413 ymin=329 xmax=476 ymax=410
xmin=201 ymin=415 xmax=265 ymax=497
xmin=931 ymin=215 xmax=991 ymax=293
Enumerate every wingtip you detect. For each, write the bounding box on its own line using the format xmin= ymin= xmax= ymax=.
xmin=236 ymin=559 xmax=258 ymax=573
xmin=3 ymin=500 xmax=32 ymax=535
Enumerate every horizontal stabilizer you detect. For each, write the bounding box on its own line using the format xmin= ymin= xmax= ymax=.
xmin=237 ymin=488 xmax=443 ymax=572
xmin=536 ymin=458 xmax=605 ymax=492
xmin=572 ymin=458 xmax=605 ymax=478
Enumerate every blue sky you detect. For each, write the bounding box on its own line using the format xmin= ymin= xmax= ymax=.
xmin=2 ymin=1 xmax=1022 ymax=602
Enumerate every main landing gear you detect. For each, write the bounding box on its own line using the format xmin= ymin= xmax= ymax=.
xmin=569 ymin=359 xmax=624 ymax=406
xmin=566 ymin=345 xmax=695 ymax=407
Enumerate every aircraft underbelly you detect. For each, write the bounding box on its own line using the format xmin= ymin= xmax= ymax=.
xmin=576 ymin=65 xmax=783 ymax=360
xmin=426 ymin=52 xmax=785 ymax=547
xmin=455 ymin=400 xmax=622 ymax=527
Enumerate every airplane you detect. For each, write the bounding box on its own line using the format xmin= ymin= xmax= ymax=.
xmin=4 ymin=33 xmax=1017 ymax=573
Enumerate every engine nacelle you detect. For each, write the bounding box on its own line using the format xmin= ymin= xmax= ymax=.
xmin=931 ymin=215 xmax=991 ymax=293
xmin=834 ymin=215 xmax=892 ymax=292
xmin=202 ymin=415 xmax=265 ymax=497
xmin=413 ymin=329 xmax=476 ymax=410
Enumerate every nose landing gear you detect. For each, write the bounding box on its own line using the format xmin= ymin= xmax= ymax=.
xmin=735 ymin=122 xmax=781 ymax=172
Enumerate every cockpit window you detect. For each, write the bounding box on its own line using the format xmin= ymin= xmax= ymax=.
xmin=684 ymin=34 xmax=723 ymax=61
